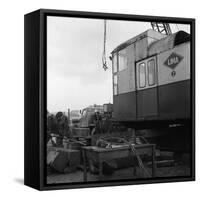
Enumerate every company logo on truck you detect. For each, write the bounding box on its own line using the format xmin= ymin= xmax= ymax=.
xmin=164 ymin=52 xmax=183 ymax=69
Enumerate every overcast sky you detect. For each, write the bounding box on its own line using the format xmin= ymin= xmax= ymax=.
xmin=47 ymin=16 xmax=190 ymax=112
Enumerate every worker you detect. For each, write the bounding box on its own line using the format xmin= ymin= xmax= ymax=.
xmin=47 ymin=114 xmax=58 ymax=145
xmin=102 ymin=112 xmax=112 ymax=133
xmin=47 ymin=111 xmax=51 ymax=142
xmin=93 ymin=111 xmax=103 ymax=134
xmin=55 ymin=112 xmax=69 ymax=146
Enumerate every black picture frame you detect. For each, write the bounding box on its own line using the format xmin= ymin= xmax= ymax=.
xmin=24 ymin=9 xmax=195 ymax=190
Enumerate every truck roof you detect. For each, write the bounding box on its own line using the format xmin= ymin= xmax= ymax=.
xmin=111 ymin=29 xmax=166 ymax=54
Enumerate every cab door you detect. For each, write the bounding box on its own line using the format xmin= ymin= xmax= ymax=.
xmin=136 ymin=56 xmax=158 ymax=119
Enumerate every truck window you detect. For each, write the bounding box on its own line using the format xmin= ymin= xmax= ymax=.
xmin=113 ymin=74 xmax=118 ymax=95
xmin=139 ymin=62 xmax=146 ymax=88
xmin=148 ymin=59 xmax=155 ymax=86
xmin=113 ymin=53 xmax=118 ymax=73
xmin=118 ymin=48 xmax=128 ymax=71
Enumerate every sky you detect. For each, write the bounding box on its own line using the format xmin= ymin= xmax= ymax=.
xmin=47 ymin=16 xmax=190 ymax=112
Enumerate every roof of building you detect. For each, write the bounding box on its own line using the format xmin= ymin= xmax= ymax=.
xmin=111 ymin=29 xmax=166 ymax=54
xmin=111 ymin=29 xmax=190 ymax=56
xmin=148 ymin=30 xmax=190 ymax=56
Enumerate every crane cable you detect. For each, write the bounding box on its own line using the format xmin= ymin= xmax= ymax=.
xmin=102 ymin=20 xmax=108 ymax=71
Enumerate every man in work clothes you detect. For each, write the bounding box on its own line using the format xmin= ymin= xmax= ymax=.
xmin=55 ymin=112 xmax=69 ymax=146
xmin=91 ymin=111 xmax=103 ymax=134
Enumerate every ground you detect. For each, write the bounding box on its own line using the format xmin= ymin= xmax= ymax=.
xmin=47 ymin=165 xmax=190 ymax=184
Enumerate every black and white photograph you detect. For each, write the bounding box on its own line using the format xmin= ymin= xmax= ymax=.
xmin=46 ymin=14 xmax=193 ymax=185
xmin=1 ymin=0 xmax=200 ymax=197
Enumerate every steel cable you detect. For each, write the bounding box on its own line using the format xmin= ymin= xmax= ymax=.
xmin=98 ymin=136 xmax=152 ymax=178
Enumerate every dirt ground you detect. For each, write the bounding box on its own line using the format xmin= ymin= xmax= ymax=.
xmin=47 ymin=164 xmax=190 ymax=184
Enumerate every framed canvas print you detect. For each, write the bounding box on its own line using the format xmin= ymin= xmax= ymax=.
xmin=24 ymin=9 xmax=195 ymax=190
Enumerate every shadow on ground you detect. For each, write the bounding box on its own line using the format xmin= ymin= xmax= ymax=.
xmin=14 ymin=178 xmax=24 ymax=185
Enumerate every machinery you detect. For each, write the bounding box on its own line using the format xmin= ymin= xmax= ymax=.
xmin=108 ymin=23 xmax=191 ymax=151
xmin=79 ymin=105 xmax=103 ymax=128
xmin=150 ymin=22 xmax=172 ymax=35
xmin=111 ymin=29 xmax=190 ymax=126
